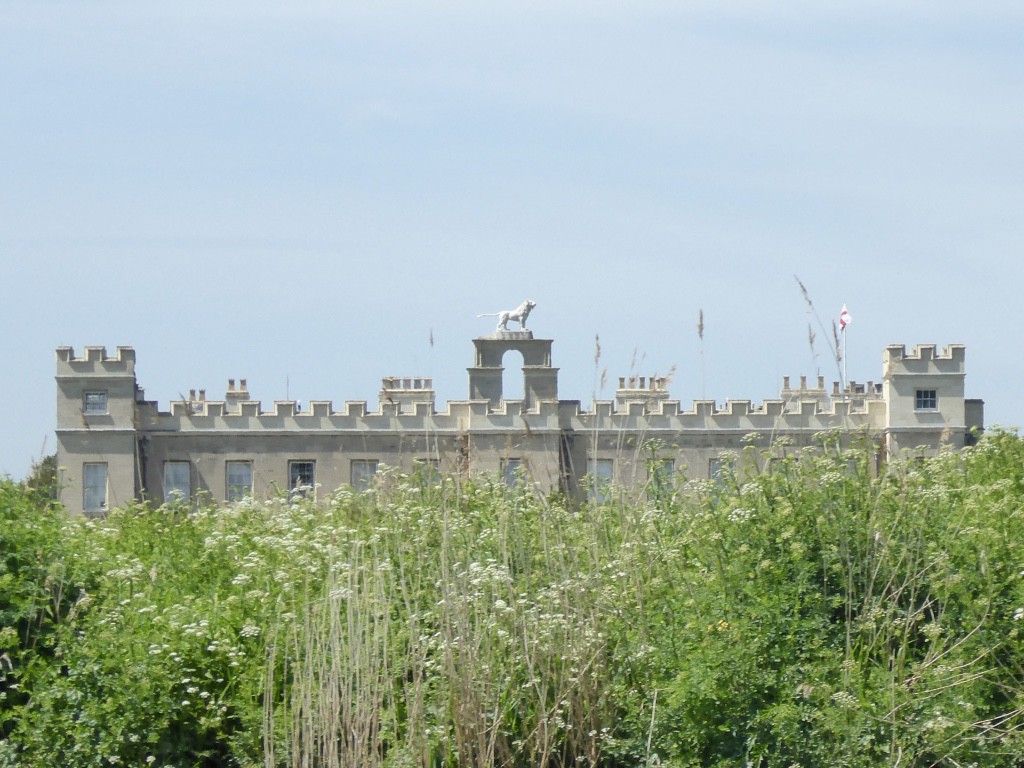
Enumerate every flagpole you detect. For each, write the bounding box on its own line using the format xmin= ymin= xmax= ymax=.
xmin=843 ymin=325 xmax=848 ymax=393
xmin=839 ymin=304 xmax=851 ymax=395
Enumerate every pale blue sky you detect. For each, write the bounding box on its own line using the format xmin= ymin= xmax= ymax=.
xmin=2 ymin=2 xmax=1022 ymax=478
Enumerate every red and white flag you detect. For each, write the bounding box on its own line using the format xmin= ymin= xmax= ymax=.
xmin=839 ymin=304 xmax=852 ymax=331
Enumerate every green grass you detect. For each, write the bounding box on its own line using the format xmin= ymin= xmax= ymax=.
xmin=3 ymin=431 xmax=1024 ymax=767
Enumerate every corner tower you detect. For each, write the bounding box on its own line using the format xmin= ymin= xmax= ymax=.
xmin=55 ymin=346 xmax=140 ymax=516
xmin=883 ymin=343 xmax=977 ymax=452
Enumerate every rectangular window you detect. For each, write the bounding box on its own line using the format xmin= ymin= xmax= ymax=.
xmin=915 ymin=389 xmax=938 ymax=410
xmin=351 ymin=459 xmax=378 ymax=491
xmin=226 ymin=461 xmax=253 ymax=502
xmin=288 ymin=460 xmax=316 ymax=497
xmin=708 ymin=457 xmax=724 ymax=479
xmin=163 ymin=461 xmax=191 ymax=502
xmin=587 ymin=458 xmax=614 ymax=503
xmin=709 ymin=456 xmax=735 ymax=487
xmin=83 ymin=462 xmax=108 ymax=513
xmin=501 ymin=458 xmax=522 ymax=488
xmin=83 ymin=391 xmax=108 ymax=414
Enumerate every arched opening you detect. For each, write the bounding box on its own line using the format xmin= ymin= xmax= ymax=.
xmin=501 ymin=349 xmax=525 ymax=402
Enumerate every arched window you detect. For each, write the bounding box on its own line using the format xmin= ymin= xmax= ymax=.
xmin=501 ymin=349 xmax=525 ymax=401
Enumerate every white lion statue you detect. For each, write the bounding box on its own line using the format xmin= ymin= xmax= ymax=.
xmin=478 ymin=300 xmax=536 ymax=332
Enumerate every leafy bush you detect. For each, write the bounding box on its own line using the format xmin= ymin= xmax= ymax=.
xmin=2 ymin=433 xmax=1024 ymax=766
xmin=0 ymin=478 xmax=69 ymax=743
xmin=607 ymin=432 xmax=1024 ymax=767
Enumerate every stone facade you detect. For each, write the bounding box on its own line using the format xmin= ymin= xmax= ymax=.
xmin=55 ymin=333 xmax=984 ymax=516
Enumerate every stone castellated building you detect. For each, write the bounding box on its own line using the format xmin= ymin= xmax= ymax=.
xmin=55 ymin=331 xmax=984 ymax=516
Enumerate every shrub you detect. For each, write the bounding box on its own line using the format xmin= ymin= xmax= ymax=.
xmin=0 ymin=478 xmax=69 ymax=744
xmin=4 ymin=433 xmax=1024 ymax=766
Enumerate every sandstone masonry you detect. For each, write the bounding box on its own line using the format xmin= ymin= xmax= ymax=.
xmin=55 ymin=333 xmax=983 ymax=515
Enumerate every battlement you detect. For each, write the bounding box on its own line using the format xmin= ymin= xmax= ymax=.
xmin=54 ymin=340 xmax=963 ymax=424
xmin=608 ymin=371 xmax=886 ymax=415
xmin=56 ymin=345 xmax=136 ymax=375
xmin=163 ymin=395 xmax=446 ymax=421
xmin=884 ymin=343 xmax=966 ymax=373
xmin=885 ymin=343 xmax=965 ymax=362
xmin=587 ymin=392 xmax=884 ymax=421
xmin=151 ymin=388 xmax=890 ymax=426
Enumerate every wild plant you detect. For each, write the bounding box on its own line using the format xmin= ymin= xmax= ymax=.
xmin=4 ymin=431 xmax=1024 ymax=767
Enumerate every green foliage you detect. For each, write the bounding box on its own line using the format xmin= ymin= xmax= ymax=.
xmin=606 ymin=431 xmax=1024 ymax=767
xmin=21 ymin=454 xmax=59 ymax=504
xmin=3 ymin=434 xmax=1024 ymax=766
xmin=0 ymin=478 xmax=69 ymax=743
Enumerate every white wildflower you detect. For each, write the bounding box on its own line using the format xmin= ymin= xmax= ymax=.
xmin=830 ymin=691 xmax=857 ymax=709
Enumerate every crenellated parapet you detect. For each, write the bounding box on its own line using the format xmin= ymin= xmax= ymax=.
xmin=882 ymin=344 xmax=966 ymax=390
xmin=884 ymin=343 xmax=966 ymax=368
xmin=54 ymin=341 xmax=963 ymax=439
xmin=577 ymin=392 xmax=885 ymax=433
xmin=149 ymin=365 xmax=897 ymax=434
xmin=56 ymin=345 xmax=136 ymax=376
